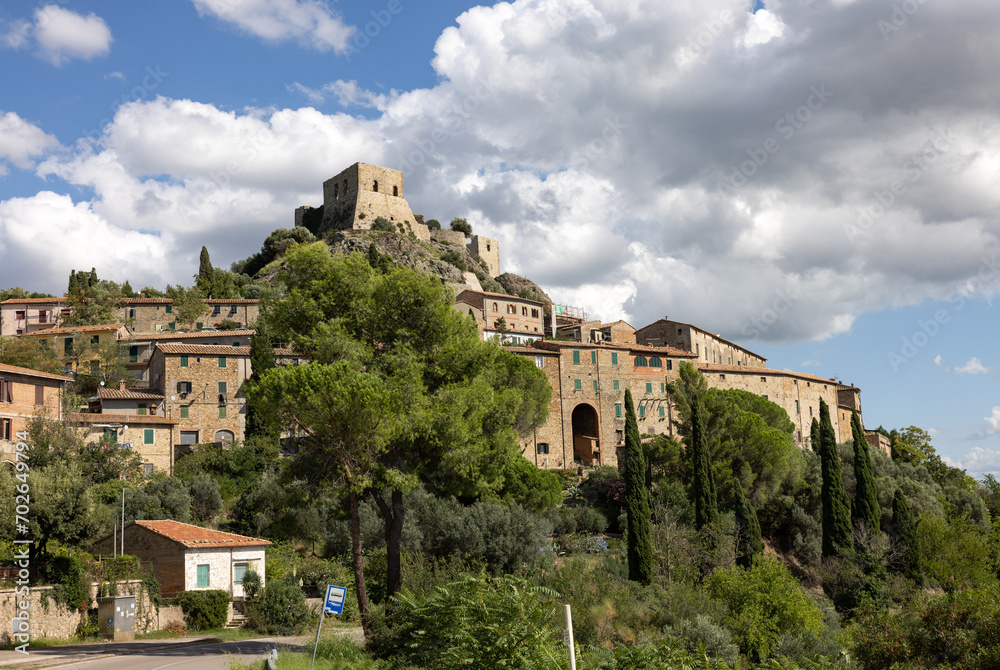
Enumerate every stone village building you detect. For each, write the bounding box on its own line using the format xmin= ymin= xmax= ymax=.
xmin=0 ymin=363 xmax=70 ymax=462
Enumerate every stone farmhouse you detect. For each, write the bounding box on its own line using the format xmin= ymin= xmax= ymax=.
xmin=91 ymin=520 xmax=269 ymax=600
xmin=23 ymin=323 xmax=129 ymax=376
xmin=0 ymin=297 xmax=68 ymax=336
xmin=0 ymin=363 xmax=70 ymax=462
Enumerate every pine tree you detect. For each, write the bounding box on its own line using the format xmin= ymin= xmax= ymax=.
xmin=851 ymin=410 xmax=880 ymax=533
xmin=820 ymin=398 xmax=853 ymax=557
xmin=734 ymin=479 xmax=762 ymax=568
xmin=691 ymin=403 xmax=718 ymax=529
xmin=810 ymin=417 xmax=821 ymax=452
xmin=624 ymin=389 xmax=652 ymax=585
xmin=891 ymin=489 xmax=921 ymax=582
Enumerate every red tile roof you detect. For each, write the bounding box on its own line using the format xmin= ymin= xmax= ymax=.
xmin=120 ymin=298 xmax=260 ymax=305
xmin=156 ymin=343 xmax=250 ymax=356
xmin=697 ymin=363 xmax=852 ymax=387
xmin=0 ymin=363 xmax=72 ymax=381
xmin=29 ymin=323 xmax=125 ymax=335
xmin=638 ymin=318 xmax=765 ymax=360
xmin=457 ymin=289 xmax=545 ymax=305
xmin=133 ymin=520 xmax=271 ymax=548
xmin=132 ymin=330 xmax=254 ymax=341
xmin=532 ymin=339 xmax=695 ymax=358
xmin=1 ymin=297 xmax=66 ymax=304
xmin=68 ymin=412 xmax=176 ymax=425
xmin=98 ymin=388 xmax=165 ymax=400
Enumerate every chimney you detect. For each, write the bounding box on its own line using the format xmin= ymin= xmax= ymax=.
xmin=119 ymin=380 xmax=127 ymax=391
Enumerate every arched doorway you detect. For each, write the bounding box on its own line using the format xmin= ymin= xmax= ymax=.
xmin=214 ymin=430 xmax=235 ymax=447
xmin=571 ymin=403 xmax=600 ymax=465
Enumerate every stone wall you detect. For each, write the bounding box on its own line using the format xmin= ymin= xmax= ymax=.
xmin=117 ymin=300 xmax=260 ymax=334
xmin=430 ymin=229 xmax=467 ymax=246
xmin=636 ymin=320 xmax=767 ymax=368
xmin=469 ymin=236 xmax=500 ymax=278
xmin=0 ymin=368 xmax=65 ymax=463
xmin=321 ymin=163 xmax=430 ymax=242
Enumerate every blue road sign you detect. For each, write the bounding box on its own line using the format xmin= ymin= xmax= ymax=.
xmin=323 ymin=585 xmax=347 ymax=615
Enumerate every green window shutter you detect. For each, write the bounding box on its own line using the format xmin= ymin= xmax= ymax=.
xmin=615 ymin=403 xmax=622 ymax=418
xmin=64 ymin=337 xmax=73 ymax=355
xmin=592 ymin=379 xmax=598 ymax=391
xmin=218 ymin=357 xmax=226 ymax=368
xmin=666 ymin=359 xmax=673 ymax=370
xmin=219 ymin=406 xmax=227 ymax=418
xmin=639 ymin=405 xmax=646 ymax=418
xmin=144 ymin=429 xmax=154 ymax=444
xmin=137 ymin=404 xmax=147 ymax=416
xmin=91 ymin=335 xmax=99 ymax=345
xmin=180 ymin=356 xmax=188 ymax=367
xmin=574 ymin=379 xmax=582 ymax=391
xmin=103 ymin=428 xmax=117 ymax=445
xmin=572 ymin=350 xmax=580 ymax=365
xmin=660 ymin=382 xmax=665 ymax=393
xmin=129 ymin=345 xmax=138 ymax=363
xmin=613 ymin=379 xmax=619 ymax=391
xmin=218 ymin=381 xmax=227 ymax=394
xmin=645 ymin=382 xmax=652 ymax=394
xmin=196 ymin=322 xmax=203 ymax=330
xmin=611 ymin=352 xmax=618 ymax=365
xmin=591 ymin=351 xmax=597 ymax=364
xmin=197 ymin=564 xmax=209 ymax=588
xmin=180 ymin=406 xmax=189 ymax=419
xmin=168 ymin=322 xmax=175 ymax=330
xmin=659 ymin=406 xmax=665 ymax=417
xmin=165 ymin=305 xmax=172 ymax=314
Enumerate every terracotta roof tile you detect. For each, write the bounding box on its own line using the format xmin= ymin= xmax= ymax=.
xmin=1 ymin=297 xmax=66 ymax=304
xmin=29 ymin=323 xmax=126 ymax=335
xmin=68 ymin=412 xmax=176 ymax=425
xmin=156 ymin=343 xmax=250 ymax=356
xmin=697 ymin=363 xmax=852 ymax=387
xmin=638 ymin=319 xmax=765 ymax=360
xmin=98 ymin=388 xmax=165 ymax=400
xmin=532 ymin=340 xmax=695 ymax=358
xmin=134 ymin=520 xmax=271 ymax=548
xmin=132 ymin=330 xmax=254 ymax=341
xmin=0 ymin=363 xmax=72 ymax=381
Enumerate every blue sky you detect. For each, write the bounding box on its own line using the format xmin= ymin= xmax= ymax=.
xmin=0 ymin=0 xmax=998 ymax=474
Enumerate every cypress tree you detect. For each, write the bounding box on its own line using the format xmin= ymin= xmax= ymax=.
xmin=624 ymin=390 xmax=652 ymax=585
xmin=199 ymin=246 xmax=213 ymax=281
xmin=734 ymin=479 xmax=762 ymax=568
xmin=245 ymin=320 xmax=277 ymax=440
xmin=851 ymin=410 xmax=880 ymax=533
xmin=820 ymin=398 xmax=853 ymax=557
xmin=810 ymin=417 xmax=821 ymax=453
xmin=691 ymin=403 xmax=718 ymax=529
xmin=891 ymin=489 xmax=921 ymax=582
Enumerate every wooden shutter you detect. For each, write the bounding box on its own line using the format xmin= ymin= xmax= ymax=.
xmin=35 ymin=385 xmax=44 ymax=406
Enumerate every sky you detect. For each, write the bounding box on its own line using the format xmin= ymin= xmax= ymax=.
xmin=0 ymin=0 xmax=998 ymax=475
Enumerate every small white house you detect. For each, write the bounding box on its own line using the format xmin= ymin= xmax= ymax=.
xmin=92 ymin=520 xmax=270 ymax=599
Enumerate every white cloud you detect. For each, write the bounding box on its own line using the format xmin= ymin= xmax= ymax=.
xmin=934 ymin=354 xmax=942 ymax=366
xmin=34 ymin=5 xmax=113 ymax=66
xmin=945 ymin=444 xmax=1000 ymax=477
xmin=743 ymin=9 xmax=784 ymax=47
xmin=0 ymin=111 xmax=60 ymax=174
xmin=986 ymin=406 xmax=1000 ymax=436
xmin=105 ymin=71 xmax=126 ymax=81
xmin=1 ymin=19 xmax=31 ymax=49
xmin=191 ymin=0 xmax=354 ymax=53
xmin=286 ymin=80 xmax=386 ymax=108
xmin=955 ymin=357 xmax=993 ymax=375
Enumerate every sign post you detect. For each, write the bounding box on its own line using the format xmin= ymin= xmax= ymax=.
xmin=312 ymin=585 xmax=347 ymax=668
xmin=564 ymin=604 xmax=576 ymax=670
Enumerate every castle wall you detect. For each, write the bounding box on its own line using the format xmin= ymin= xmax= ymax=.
xmin=469 ymin=236 xmax=500 ymax=278
xmin=431 ymin=229 xmax=467 ymax=246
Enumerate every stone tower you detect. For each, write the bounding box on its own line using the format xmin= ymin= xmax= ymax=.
xmin=469 ymin=235 xmax=500 ymax=278
xmin=318 ymin=162 xmax=429 ymax=242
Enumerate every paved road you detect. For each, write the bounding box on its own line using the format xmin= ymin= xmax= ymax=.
xmin=0 ymin=633 xmax=345 ymax=670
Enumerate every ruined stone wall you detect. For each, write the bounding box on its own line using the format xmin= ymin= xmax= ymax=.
xmin=469 ymin=236 xmax=500 ymax=278
xmin=321 ymin=162 xmax=430 ymax=242
xmin=431 ymin=229 xmax=467 ymax=246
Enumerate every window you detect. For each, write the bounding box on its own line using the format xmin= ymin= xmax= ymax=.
xmin=138 ymin=403 xmax=147 ymax=416
xmin=666 ymin=359 xmax=673 ymax=371
xmin=809 ymin=406 xmax=813 ymax=416
xmin=531 ymin=308 xmax=539 ymax=318
xmin=639 ymin=405 xmax=646 ymax=418
xmin=795 ymin=400 xmax=800 ymax=413
xmin=233 ymin=342 xmax=240 ymax=347
xmin=218 ymin=381 xmax=227 ymax=394
xmin=218 ymin=357 xmax=227 ymax=368
xmin=534 ymin=355 xmax=544 ymax=368
xmin=574 ymin=379 xmax=582 ymax=391
xmin=507 ymin=304 xmax=515 ymax=314
xmin=611 ymin=352 xmax=618 ymax=365
xmin=128 ymin=308 xmax=136 ymax=319
xmin=34 ymin=385 xmax=44 ymax=406
xmin=129 ymin=345 xmax=139 ymax=363
xmin=761 ymin=376 xmax=767 ymax=382
xmin=144 ymin=429 xmax=154 ymax=444
xmin=536 ymin=443 xmax=550 ymax=455
xmin=522 ymin=306 xmax=527 ymax=316
xmin=64 ymin=337 xmax=73 ymax=355
xmin=15 ymin=310 xmax=25 ymax=320
xmin=659 ymin=405 xmax=665 ymax=417
xmin=180 ymin=356 xmax=189 ymax=367
xmin=645 ymin=382 xmax=652 ymax=394
xmin=649 ymin=356 xmax=662 ymax=368
xmin=592 ymin=380 xmax=598 ymax=391
xmin=660 ymin=383 xmax=665 ymax=393
xmin=168 ymin=322 xmax=175 ymax=330
xmin=103 ymin=428 xmax=118 ymax=445
xmin=91 ymin=334 xmax=100 ymax=345
xmin=372 ymin=179 xmax=378 ymax=192
xmin=219 ymin=406 xmax=227 ymax=418
xmin=572 ymin=350 xmax=580 ymax=365
xmin=492 ymin=302 xmax=498 ymax=312
xmin=180 ymin=406 xmax=189 ymax=419
xmin=229 ymin=306 xmax=237 ymax=315
xmin=591 ymin=351 xmax=597 ymax=364
xmin=90 ymin=361 xmax=99 ymax=375
xmin=0 ymin=380 xmax=12 ymax=403
xmin=634 ymin=355 xmax=647 ymax=367
xmin=613 ymin=379 xmax=620 ymax=391
xmin=234 ymin=562 xmax=249 ymax=585
xmin=196 ymin=322 xmax=203 ymax=330
xmin=615 ymin=403 xmax=622 ymax=417
xmin=176 ymin=381 xmax=193 ymax=394
xmin=197 ymin=564 xmax=210 ymax=588
xmin=793 ymin=379 xmax=798 ymax=385
xmin=165 ymin=305 xmax=172 ymax=314
xmin=720 ymin=373 xmax=726 ymax=380
xmin=180 ymin=431 xmax=199 ymax=445
xmin=212 ymin=305 xmax=221 ymax=315
xmin=1 ymin=418 xmax=10 ymax=440
xmin=393 ymin=185 xmax=398 ymax=196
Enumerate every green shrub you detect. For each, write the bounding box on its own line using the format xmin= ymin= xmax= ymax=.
xmin=425 ymin=218 xmax=441 ymax=230
xmin=246 ymin=577 xmax=310 ymax=635
xmin=175 ymin=590 xmax=230 ymax=630
xmin=378 ymin=575 xmax=564 ymax=669
xmin=449 ymin=217 xmax=473 ymax=237
xmin=441 ymin=249 xmax=468 ymax=272
xmin=371 ymin=217 xmax=395 ymax=233
xmin=241 ymin=570 xmax=261 ymax=601
xmin=42 ymin=550 xmax=91 ymax=611
xmin=499 ymin=455 xmax=563 ymax=513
